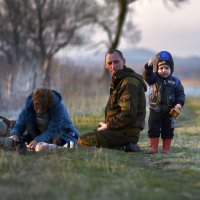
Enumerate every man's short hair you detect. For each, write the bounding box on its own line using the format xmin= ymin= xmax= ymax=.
xmin=105 ymin=49 xmax=124 ymax=60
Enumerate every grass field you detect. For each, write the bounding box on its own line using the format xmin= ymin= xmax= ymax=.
xmin=0 ymin=96 xmax=200 ymax=200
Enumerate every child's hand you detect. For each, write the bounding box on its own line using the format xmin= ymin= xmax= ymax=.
xmin=148 ymin=58 xmax=154 ymax=67
xmin=175 ymin=104 xmax=182 ymax=110
xmin=169 ymin=104 xmax=182 ymax=118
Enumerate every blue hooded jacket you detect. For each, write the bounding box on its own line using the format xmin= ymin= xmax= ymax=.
xmin=143 ymin=64 xmax=185 ymax=112
xmin=10 ymin=90 xmax=80 ymax=143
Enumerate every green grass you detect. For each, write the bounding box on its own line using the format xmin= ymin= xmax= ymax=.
xmin=1 ymin=96 xmax=200 ymax=200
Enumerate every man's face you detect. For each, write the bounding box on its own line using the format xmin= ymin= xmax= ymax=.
xmin=105 ymin=52 xmax=125 ymax=76
xmin=157 ymin=64 xmax=171 ymax=78
xmin=33 ymin=103 xmax=47 ymax=115
xmin=33 ymin=96 xmax=47 ymax=114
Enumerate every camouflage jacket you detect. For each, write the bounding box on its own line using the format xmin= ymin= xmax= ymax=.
xmin=105 ymin=66 xmax=147 ymax=130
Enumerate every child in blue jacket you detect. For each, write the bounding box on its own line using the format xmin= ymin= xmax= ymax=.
xmin=143 ymin=51 xmax=185 ymax=154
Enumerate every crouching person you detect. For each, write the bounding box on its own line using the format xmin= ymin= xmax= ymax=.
xmin=78 ymin=50 xmax=147 ymax=152
xmin=9 ymin=88 xmax=79 ymax=152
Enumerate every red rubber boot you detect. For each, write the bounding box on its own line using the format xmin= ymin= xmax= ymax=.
xmin=162 ymin=139 xmax=172 ymax=154
xmin=145 ymin=138 xmax=159 ymax=154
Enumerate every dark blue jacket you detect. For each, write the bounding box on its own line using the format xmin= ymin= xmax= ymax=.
xmin=143 ymin=64 xmax=185 ymax=112
xmin=10 ymin=90 xmax=80 ymax=143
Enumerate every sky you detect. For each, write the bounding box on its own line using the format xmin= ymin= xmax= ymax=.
xmin=122 ymin=0 xmax=200 ymax=57
xmin=59 ymin=0 xmax=200 ymax=59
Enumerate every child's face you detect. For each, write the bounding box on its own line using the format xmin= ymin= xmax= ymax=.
xmin=157 ymin=64 xmax=171 ymax=78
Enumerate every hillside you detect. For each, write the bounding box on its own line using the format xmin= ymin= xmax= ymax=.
xmin=60 ymin=47 xmax=200 ymax=80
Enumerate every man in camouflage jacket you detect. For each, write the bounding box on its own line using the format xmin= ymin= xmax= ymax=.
xmin=78 ymin=50 xmax=147 ymax=152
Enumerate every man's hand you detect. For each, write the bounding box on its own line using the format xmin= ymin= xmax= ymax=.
xmin=27 ymin=140 xmax=38 ymax=151
xmin=97 ymin=122 xmax=108 ymax=131
xmin=35 ymin=142 xmax=49 ymax=152
xmin=9 ymin=135 xmax=19 ymax=141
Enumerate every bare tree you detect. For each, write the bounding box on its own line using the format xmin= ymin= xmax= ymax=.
xmin=0 ymin=0 xmax=97 ymax=87
xmin=94 ymin=0 xmax=188 ymax=80
xmin=0 ymin=0 xmax=189 ymax=86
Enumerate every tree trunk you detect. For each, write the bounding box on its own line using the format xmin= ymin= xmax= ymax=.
xmin=0 ymin=81 xmax=1 ymax=101
xmin=42 ymin=56 xmax=52 ymax=88
xmin=32 ymin=72 xmax=37 ymax=90
xmin=100 ymin=0 xmax=128 ymax=81
xmin=7 ymin=73 xmax=14 ymax=97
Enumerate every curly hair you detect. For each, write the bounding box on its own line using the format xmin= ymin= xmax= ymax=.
xmin=33 ymin=88 xmax=54 ymax=114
